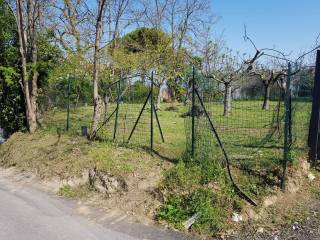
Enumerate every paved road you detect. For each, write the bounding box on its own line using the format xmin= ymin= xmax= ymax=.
xmin=0 ymin=173 xmax=192 ymax=240
xmin=0 ymin=184 xmax=139 ymax=239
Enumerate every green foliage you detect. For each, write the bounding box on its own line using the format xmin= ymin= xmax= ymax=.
xmin=109 ymin=27 xmax=189 ymax=101
xmin=161 ymin=162 xmax=203 ymax=193
xmin=37 ymin=32 xmax=63 ymax=87
xmin=123 ymin=81 xmax=150 ymax=103
xmin=0 ymin=77 xmax=26 ymax=134
xmin=46 ymin=52 xmax=92 ymax=109
xmin=0 ymin=0 xmax=18 ymax=65
xmin=158 ymin=188 xmax=227 ymax=235
xmin=117 ymin=27 xmax=171 ymax=53
xmin=0 ymin=66 xmax=18 ymax=85
xmin=158 ymin=158 xmax=232 ymax=235
xmin=0 ymin=0 xmax=26 ymax=134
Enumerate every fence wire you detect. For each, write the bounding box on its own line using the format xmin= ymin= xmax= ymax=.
xmin=42 ymin=63 xmax=315 ymax=197
xmin=184 ymin=66 xmax=314 ymax=200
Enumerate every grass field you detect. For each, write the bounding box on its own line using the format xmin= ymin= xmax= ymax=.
xmin=42 ymin=99 xmax=311 ymax=173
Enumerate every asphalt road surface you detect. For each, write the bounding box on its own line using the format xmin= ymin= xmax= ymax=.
xmin=0 ymin=173 xmax=192 ymax=240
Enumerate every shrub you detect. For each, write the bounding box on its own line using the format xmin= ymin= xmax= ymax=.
xmin=158 ymin=188 xmax=227 ymax=235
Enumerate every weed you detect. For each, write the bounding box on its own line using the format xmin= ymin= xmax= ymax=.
xmin=157 ymin=188 xmax=227 ymax=235
xmin=58 ymin=184 xmax=93 ymax=198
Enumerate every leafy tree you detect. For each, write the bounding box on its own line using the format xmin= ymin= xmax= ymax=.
xmin=0 ymin=0 xmax=26 ymax=134
xmin=110 ymin=27 xmax=188 ymax=108
xmin=47 ymin=53 xmax=91 ymax=110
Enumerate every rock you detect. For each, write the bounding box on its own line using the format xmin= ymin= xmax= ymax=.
xmin=263 ymin=195 xmax=278 ymax=207
xmin=308 ymin=173 xmax=316 ymax=181
xmin=292 ymin=221 xmax=299 ymax=231
xmin=245 ymin=208 xmax=259 ymax=221
xmin=231 ymin=213 xmax=243 ymax=222
xmin=183 ymin=213 xmax=200 ymax=229
xmin=301 ymin=160 xmax=310 ymax=174
xmin=0 ymin=127 xmax=5 ymax=144
xmin=88 ymin=167 xmax=128 ymax=196
xmin=257 ymin=227 xmax=264 ymax=233
xmin=146 ymin=187 xmax=164 ymax=202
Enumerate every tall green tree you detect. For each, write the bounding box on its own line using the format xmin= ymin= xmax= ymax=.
xmin=0 ymin=0 xmax=26 ymax=135
xmin=110 ymin=27 xmax=188 ymax=108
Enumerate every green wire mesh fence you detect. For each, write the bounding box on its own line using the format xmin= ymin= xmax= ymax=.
xmin=183 ymin=63 xmax=315 ymax=203
xmin=40 ymin=57 xmax=318 ymax=200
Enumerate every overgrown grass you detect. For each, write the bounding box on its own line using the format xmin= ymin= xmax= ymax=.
xmin=157 ymin=160 xmax=246 ymax=235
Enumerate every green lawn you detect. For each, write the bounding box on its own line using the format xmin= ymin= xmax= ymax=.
xmin=42 ymin=99 xmax=311 ymax=168
xmin=42 ymin=99 xmax=311 ymax=191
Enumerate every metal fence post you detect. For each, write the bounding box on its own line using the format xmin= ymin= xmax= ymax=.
xmin=191 ymin=66 xmax=196 ymax=157
xmin=113 ymin=77 xmax=121 ymax=141
xmin=308 ymin=50 xmax=320 ymax=165
xmin=66 ymin=74 xmax=71 ymax=131
xmin=281 ymin=62 xmax=292 ymax=191
xmin=150 ymin=71 xmax=154 ymax=152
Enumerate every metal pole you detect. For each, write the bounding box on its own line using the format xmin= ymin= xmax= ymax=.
xmin=281 ymin=62 xmax=292 ymax=191
xmin=191 ymin=66 xmax=196 ymax=157
xmin=96 ymin=107 xmax=117 ymax=133
xmin=127 ymin=91 xmax=152 ymax=143
xmin=153 ymin=102 xmax=165 ymax=143
xmin=66 ymin=74 xmax=71 ymax=131
xmin=194 ymin=88 xmax=256 ymax=206
xmin=150 ymin=71 xmax=154 ymax=152
xmin=308 ymin=50 xmax=320 ymax=165
xmin=113 ymin=78 xmax=121 ymax=141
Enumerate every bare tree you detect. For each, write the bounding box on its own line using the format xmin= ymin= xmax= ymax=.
xmin=108 ymin=0 xmax=130 ymax=49
xmin=174 ymin=0 xmax=211 ymax=50
xmin=90 ymin=0 xmax=107 ymax=139
xmin=50 ymin=0 xmax=93 ymax=54
xmin=136 ymin=0 xmax=168 ymax=30
xmin=13 ymin=0 xmax=41 ymax=133
xmin=205 ymin=49 xmax=244 ymax=117
xmin=216 ymin=59 xmax=241 ymax=117
xmin=250 ymin=65 xmax=285 ymax=110
xmin=103 ymin=0 xmax=131 ymax=121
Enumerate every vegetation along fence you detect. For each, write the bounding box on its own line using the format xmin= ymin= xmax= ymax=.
xmin=43 ymin=50 xmax=320 ymax=205
xmin=184 ymin=57 xmax=318 ymax=204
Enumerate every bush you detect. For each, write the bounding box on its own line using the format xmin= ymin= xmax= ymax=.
xmin=161 ymin=162 xmax=202 ymax=193
xmin=122 ymin=81 xmax=149 ymax=103
xmin=158 ymin=188 xmax=227 ymax=235
xmin=158 ymin=160 xmax=240 ymax=236
xmin=0 ymin=70 xmax=26 ymax=135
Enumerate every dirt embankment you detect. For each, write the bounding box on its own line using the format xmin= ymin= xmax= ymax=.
xmin=224 ymin=159 xmax=320 ymax=240
xmin=0 ymin=131 xmax=171 ymax=225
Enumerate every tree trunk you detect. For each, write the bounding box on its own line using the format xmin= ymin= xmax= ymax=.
xmin=30 ymin=0 xmax=39 ymax=127
xmin=16 ymin=0 xmax=38 ymax=133
xmin=156 ymin=89 xmax=161 ymax=110
xmin=262 ymin=83 xmax=271 ymax=110
xmin=104 ymin=95 xmax=110 ymax=121
xmin=223 ymin=83 xmax=232 ymax=117
xmin=90 ymin=0 xmax=106 ymax=139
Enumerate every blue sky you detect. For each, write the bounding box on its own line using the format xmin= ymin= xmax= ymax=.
xmin=212 ymin=0 xmax=320 ymax=57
